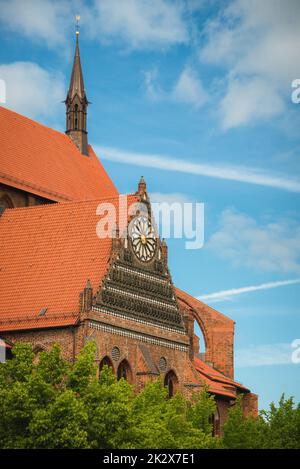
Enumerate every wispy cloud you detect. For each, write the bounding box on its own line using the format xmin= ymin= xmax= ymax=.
xmin=198 ymin=278 xmax=300 ymax=303
xmin=235 ymin=343 xmax=293 ymax=368
xmin=144 ymin=67 xmax=207 ymax=109
xmin=0 ymin=0 xmax=189 ymax=51
xmin=200 ymin=0 xmax=300 ymax=129
xmin=0 ymin=62 xmax=65 ymax=121
xmin=219 ymin=77 xmax=285 ymax=130
xmin=208 ymin=210 xmax=300 ymax=275
xmin=91 ymin=0 xmax=189 ymax=50
xmin=150 ymin=192 xmax=192 ymax=205
xmin=0 ymin=0 xmax=71 ymax=48
xmin=172 ymin=67 xmax=208 ymax=108
xmin=95 ymin=145 xmax=300 ymax=193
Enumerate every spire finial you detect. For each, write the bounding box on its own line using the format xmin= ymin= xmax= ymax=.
xmin=75 ymin=15 xmax=80 ymax=37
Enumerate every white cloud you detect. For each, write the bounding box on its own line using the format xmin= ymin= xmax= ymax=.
xmin=0 ymin=0 xmax=189 ymax=51
xmin=150 ymin=192 xmax=192 ymax=205
xmin=200 ymin=0 xmax=300 ymax=129
xmin=220 ymin=77 xmax=285 ymax=130
xmin=0 ymin=0 xmax=71 ymax=48
xmin=0 ymin=62 xmax=65 ymax=120
xmin=92 ymin=0 xmax=189 ymax=50
xmin=144 ymin=69 xmax=163 ymax=101
xmin=172 ymin=67 xmax=207 ymax=108
xmin=198 ymin=278 xmax=300 ymax=303
xmin=144 ymin=66 xmax=207 ymax=109
xmin=95 ymin=145 xmax=300 ymax=193
xmin=208 ymin=209 xmax=300 ymax=274
xmin=235 ymin=343 xmax=293 ymax=368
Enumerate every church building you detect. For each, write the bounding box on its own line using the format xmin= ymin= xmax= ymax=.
xmin=0 ymin=31 xmax=258 ymax=433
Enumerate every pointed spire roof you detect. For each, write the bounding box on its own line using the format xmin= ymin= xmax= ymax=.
xmin=136 ymin=176 xmax=147 ymax=196
xmin=66 ymin=32 xmax=87 ymax=102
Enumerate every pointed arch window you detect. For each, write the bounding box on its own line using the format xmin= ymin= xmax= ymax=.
xmin=164 ymin=370 xmax=178 ymax=398
xmin=99 ymin=356 xmax=113 ymax=373
xmin=117 ymin=359 xmax=132 ymax=383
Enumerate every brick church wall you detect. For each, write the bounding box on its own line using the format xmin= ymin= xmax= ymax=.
xmin=85 ymin=309 xmax=196 ymax=395
xmin=242 ymin=392 xmax=259 ymax=418
xmin=216 ymin=398 xmax=231 ymax=431
xmin=177 ymin=293 xmax=235 ymax=379
xmin=0 ymin=182 xmax=53 ymax=209
xmin=2 ymin=326 xmax=78 ymax=360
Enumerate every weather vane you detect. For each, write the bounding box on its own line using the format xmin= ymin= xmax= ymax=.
xmin=75 ymin=15 xmax=80 ymax=36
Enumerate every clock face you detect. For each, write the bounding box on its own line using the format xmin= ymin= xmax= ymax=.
xmin=130 ymin=215 xmax=157 ymax=262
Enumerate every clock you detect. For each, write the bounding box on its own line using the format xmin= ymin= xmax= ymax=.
xmin=130 ymin=215 xmax=157 ymax=262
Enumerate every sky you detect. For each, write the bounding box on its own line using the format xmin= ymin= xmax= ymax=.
xmin=0 ymin=0 xmax=299 ymax=410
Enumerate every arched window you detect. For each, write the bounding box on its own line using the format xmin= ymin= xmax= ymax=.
xmin=99 ymin=356 xmax=113 ymax=373
xmin=194 ymin=319 xmax=206 ymax=360
xmin=0 ymin=195 xmax=13 ymax=215
xmin=164 ymin=370 xmax=178 ymax=398
xmin=117 ymin=359 xmax=132 ymax=383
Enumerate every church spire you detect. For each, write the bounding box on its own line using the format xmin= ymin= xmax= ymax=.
xmin=65 ymin=16 xmax=89 ymax=156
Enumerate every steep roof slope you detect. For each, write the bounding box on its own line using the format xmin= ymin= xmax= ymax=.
xmin=0 ymin=196 xmax=137 ymax=331
xmin=0 ymin=106 xmax=117 ymax=202
xmin=193 ymin=357 xmax=249 ymax=397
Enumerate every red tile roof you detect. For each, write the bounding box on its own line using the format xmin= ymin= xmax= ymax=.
xmin=0 ymin=196 xmax=137 ymax=331
xmin=0 ymin=106 xmax=117 ymax=202
xmin=193 ymin=356 xmax=249 ymax=397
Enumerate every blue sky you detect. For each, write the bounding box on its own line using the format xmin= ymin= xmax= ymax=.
xmin=0 ymin=0 xmax=300 ymax=410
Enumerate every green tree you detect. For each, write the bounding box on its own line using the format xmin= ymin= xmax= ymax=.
xmin=222 ymin=396 xmax=266 ymax=449
xmin=28 ymin=390 xmax=88 ymax=448
xmin=260 ymin=395 xmax=300 ymax=449
xmin=0 ymin=343 xmax=89 ymax=448
xmin=83 ymin=365 xmax=134 ymax=449
xmin=222 ymin=394 xmax=300 ymax=449
xmin=1 ymin=343 xmax=299 ymax=449
xmin=129 ymin=380 xmax=218 ymax=449
xmin=187 ymin=387 xmax=217 ymax=436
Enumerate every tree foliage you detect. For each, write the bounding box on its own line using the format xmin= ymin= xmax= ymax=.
xmin=0 ymin=343 xmax=299 ymax=449
xmin=223 ymin=394 xmax=300 ymax=449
